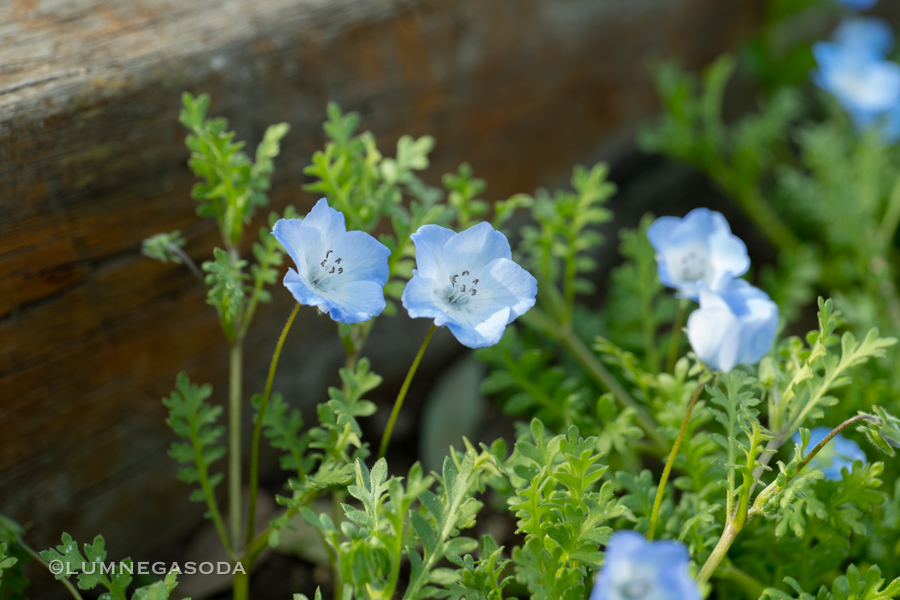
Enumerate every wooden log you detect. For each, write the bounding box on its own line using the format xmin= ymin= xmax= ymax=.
xmin=0 ymin=0 xmax=762 ymax=593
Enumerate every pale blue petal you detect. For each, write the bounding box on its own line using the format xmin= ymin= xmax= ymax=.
xmin=837 ymin=0 xmax=878 ymax=11
xmin=470 ymin=258 xmax=538 ymax=323
xmin=272 ymin=199 xmax=346 ymax=280
xmin=834 ymin=17 xmax=893 ymax=57
xmin=401 ymin=272 xmax=453 ymax=322
xmin=276 ymin=199 xmax=389 ymax=324
xmin=303 ymin=198 xmax=346 ymax=242
xmin=446 ymin=307 xmax=511 ymax=349
xmin=707 ymin=221 xmax=750 ymax=289
xmin=590 ymin=531 xmax=699 ymax=600
xmin=283 ymin=268 xmax=329 ymax=310
xmin=646 ymin=216 xmax=682 ymax=253
xmin=687 ymin=290 xmax=742 ymax=372
xmin=688 ymin=281 xmax=778 ymax=372
xmin=272 ymin=218 xmax=313 ymax=279
xmin=327 ymin=230 xmax=391 ymax=285
xmin=441 ymin=221 xmax=512 ymax=275
xmin=409 ymin=225 xmax=456 ymax=279
xmin=321 ymin=279 xmax=387 ymax=324
xmin=647 ymin=208 xmax=747 ymax=300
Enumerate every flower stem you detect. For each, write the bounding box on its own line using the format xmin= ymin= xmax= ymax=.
xmin=665 ymin=298 xmax=689 ymax=374
xmin=246 ymin=303 xmax=300 ymax=548
xmin=697 ymin=520 xmax=741 ymax=585
xmin=331 ymin=490 xmax=345 ymax=600
xmin=233 ymin=565 xmax=249 ymax=600
xmin=229 ymin=340 xmax=243 ymax=552
xmin=647 ymin=380 xmax=704 ymax=540
xmin=378 ymin=324 xmax=436 ymax=459
xmin=18 ymin=540 xmax=84 ymax=600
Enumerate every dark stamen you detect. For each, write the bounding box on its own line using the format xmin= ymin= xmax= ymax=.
xmin=471 ymin=289 xmax=477 ymax=296
xmin=338 ymin=268 xmax=343 ymax=274
xmin=321 ymin=259 xmax=327 ymax=267
xmin=461 ymin=285 xmax=466 ymax=292
xmin=335 ymin=257 xmax=342 ymax=264
xmin=326 ymin=250 xmax=333 ymax=258
xmin=473 ymin=279 xmax=479 ymax=285
xmin=462 ymin=270 xmax=469 ymax=276
xmin=452 ymin=274 xmax=458 ymax=284
xmin=329 ymin=266 xmax=335 ymax=274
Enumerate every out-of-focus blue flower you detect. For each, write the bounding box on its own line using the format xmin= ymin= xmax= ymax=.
xmin=590 ymin=531 xmax=700 ymax=600
xmin=686 ymin=279 xmax=778 ymax=373
xmin=836 ymin=0 xmax=878 ymax=12
xmin=812 ymin=38 xmax=900 ymax=138
xmin=793 ymin=427 xmax=867 ymax=480
xmin=401 ymin=222 xmax=537 ymax=349
xmin=647 ymin=208 xmax=750 ymax=301
xmin=833 ymin=17 xmax=893 ymax=57
xmin=272 ymin=198 xmax=391 ymax=324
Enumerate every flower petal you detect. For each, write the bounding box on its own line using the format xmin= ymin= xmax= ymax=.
xmin=328 ymin=230 xmax=391 ymax=286
xmin=283 ymin=268 xmax=329 ymax=309
xmin=272 ymin=198 xmax=346 ymax=278
xmin=409 ymin=225 xmax=456 ymax=279
xmin=446 ymin=306 xmax=511 ymax=349
xmin=319 ymin=279 xmax=387 ymax=324
xmin=469 ymin=258 xmax=537 ymax=324
xmin=687 ymin=289 xmax=741 ymax=372
xmin=441 ymin=221 xmax=512 ymax=274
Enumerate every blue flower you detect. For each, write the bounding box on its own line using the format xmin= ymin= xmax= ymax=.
xmin=647 ymin=208 xmax=750 ymax=301
xmin=812 ymin=37 xmax=900 ymax=138
xmin=590 ymin=531 xmax=700 ymax=600
xmin=272 ymin=198 xmax=391 ymax=324
xmin=793 ymin=427 xmax=867 ymax=480
xmin=401 ymin=222 xmax=537 ymax=349
xmin=833 ymin=17 xmax=893 ymax=57
xmin=686 ymin=279 xmax=778 ymax=373
xmin=836 ymin=0 xmax=878 ymax=11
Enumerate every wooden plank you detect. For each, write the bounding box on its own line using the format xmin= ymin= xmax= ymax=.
xmin=0 ymin=0 xmax=762 ymax=592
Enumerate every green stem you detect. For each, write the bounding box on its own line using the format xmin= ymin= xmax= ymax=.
xmin=18 ymin=540 xmax=84 ymax=600
xmin=697 ymin=521 xmax=742 ymax=585
xmin=751 ymin=414 xmax=875 ymax=518
xmin=246 ymin=303 xmax=300 ymax=548
xmin=233 ymin=564 xmax=249 ymax=600
xmin=378 ymin=324 xmax=436 ymax=459
xmin=229 ymin=340 xmax=243 ymax=552
xmin=647 ymin=380 xmax=704 ymax=540
xmin=331 ymin=490 xmax=345 ymax=600
xmin=520 ymin=308 xmax=668 ymax=453
xmin=665 ymin=298 xmax=689 ymax=374
xmin=878 ymin=177 xmax=900 ymax=251
xmin=244 ymin=491 xmax=321 ymax=566
xmin=192 ymin=418 xmax=234 ymax=559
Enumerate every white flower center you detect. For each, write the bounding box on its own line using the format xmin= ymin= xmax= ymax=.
xmin=442 ymin=269 xmax=479 ymax=308
xmin=616 ymin=578 xmax=654 ymax=599
xmin=311 ymin=249 xmax=345 ymax=287
xmin=678 ymin=251 xmax=708 ymax=282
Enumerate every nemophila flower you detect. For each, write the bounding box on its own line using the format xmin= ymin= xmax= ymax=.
xmin=836 ymin=0 xmax=878 ymax=11
xmin=686 ymin=279 xmax=778 ymax=373
xmin=590 ymin=531 xmax=700 ymax=600
xmin=272 ymin=198 xmax=390 ymax=324
xmin=793 ymin=427 xmax=867 ymax=480
xmin=833 ymin=17 xmax=893 ymax=57
xmin=646 ymin=208 xmax=750 ymax=301
xmin=401 ymin=222 xmax=537 ymax=349
xmin=812 ymin=38 xmax=900 ymax=138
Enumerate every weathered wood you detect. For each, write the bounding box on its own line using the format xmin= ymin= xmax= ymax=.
xmin=0 ymin=0 xmax=762 ymax=594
